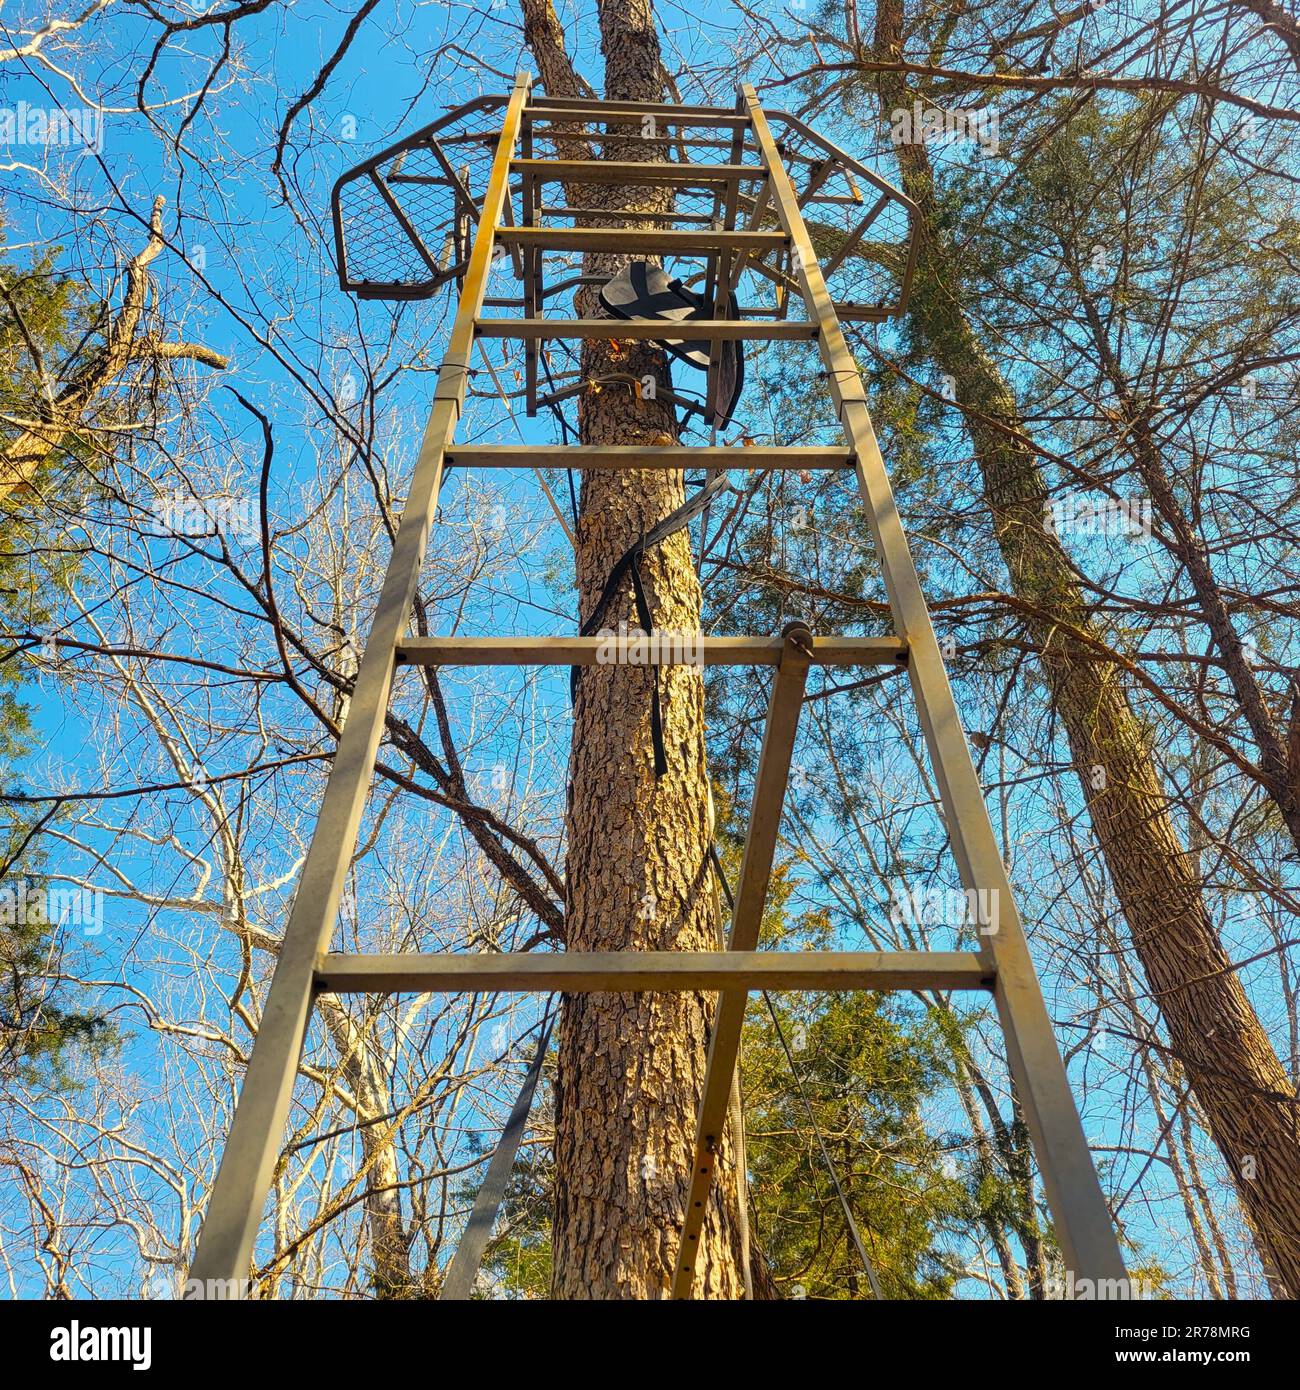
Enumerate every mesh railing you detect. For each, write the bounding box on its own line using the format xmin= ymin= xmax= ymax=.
xmin=331 ymin=94 xmax=917 ymax=319
xmin=332 ymin=95 xmax=508 ymax=299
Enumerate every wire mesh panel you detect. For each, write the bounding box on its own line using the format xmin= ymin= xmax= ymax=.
xmin=768 ymin=111 xmax=917 ymax=320
xmin=332 ymin=92 xmax=917 ymax=321
xmin=331 ymin=89 xmax=918 ymax=424
xmin=332 ymin=95 xmax=509 ymax=299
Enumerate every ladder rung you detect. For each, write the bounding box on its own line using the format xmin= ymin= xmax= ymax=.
xmin=314 ymin=950 xmax=993 ymax=994
xmin=395 ymin=635 xmax=906 ymax=667
xmin=525 ymin=100 xmax=751 ymax=128
xmin=446 ymin=445 xmax=853 ymax=470
xmin=495 ymin=226 xmax=786 ymax=253
xmin=539 ymin=205 xmax=719 ymax=226
xmin=475 ymin=318 xmax=815 ymax=342
xmin=836 ymin=304 xmax=891 ymax=323
xmin=512 ymin=159 xmax=765 ymax=187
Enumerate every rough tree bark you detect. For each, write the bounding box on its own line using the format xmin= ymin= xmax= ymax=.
xmin=870 ymin=0 xmax=1300 ymax=1294
xmin=522 ymin=0 xmax=746 ymax=1298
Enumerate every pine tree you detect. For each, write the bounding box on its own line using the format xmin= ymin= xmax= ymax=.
xmin=0 ymin=241 xmax=108 ymax=1078
xmin=522 ymin=0 xmax=746 ymax=1298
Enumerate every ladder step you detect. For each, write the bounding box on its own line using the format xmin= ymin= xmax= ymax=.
xmin=446 ymin=445 xmax=853 ymax=470
xmin=512 ymin=159 xmax=765 ymax=187
xmin=538 ymin=205 xmax=720 ymax=227
xmin=395 ymin=635 xmax=907 ymax=667
xmin=495 ymin=226 xmax=786 ymax=253
xmin=525 ymin=99 xmax=751 ymax=128
xmin=475 ymin=317 xmax=815 ymax=341
xmin=315 ymin=950 xmax=993 ymax=994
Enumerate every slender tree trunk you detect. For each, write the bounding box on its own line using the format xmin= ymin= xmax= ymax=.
xmin=317 ymin=1001 xmax=412 ymax=1297
xmin=1180 ymin=1099 xmax=1241 ymax=1298
xmin=522 ymin=0 xmax=745 ymax=1299
xmin=870 ymin=0 xmax=1300 ymax=1294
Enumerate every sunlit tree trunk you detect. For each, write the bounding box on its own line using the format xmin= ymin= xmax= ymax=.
xmin=522 ymin=0 xmax=745 ymax=1299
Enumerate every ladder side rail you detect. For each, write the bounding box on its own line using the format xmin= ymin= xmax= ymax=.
xmin=187 ymin=71 xmax=533 ymax=1295
xmin=742 ymin=85 xmax=1126 ymax=1286
xmin=521 ymin=107 xmax=540 ymax=416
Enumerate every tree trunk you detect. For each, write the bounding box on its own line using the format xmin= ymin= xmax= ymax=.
xmin=523 ymin=0 xmax=745 ymax=1299
xmin=870 ymin=0 xmax=1300 ymax=1295
xmin=317 ymin=1000 xmax=412 ymax=1297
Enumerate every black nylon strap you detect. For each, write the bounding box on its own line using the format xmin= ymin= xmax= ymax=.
xmin=571 ymin=470 xmax=730 ymax=778
xmin=708 ymin=839 xmax=735 ymax=912
xmin=578 ymin=468 xmax=730 ymax=643
xmin=630 ymin=562 xmax=668 ymax=777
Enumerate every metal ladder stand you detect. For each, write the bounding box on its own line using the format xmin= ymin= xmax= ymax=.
xmin=190 ymin=71 xmax=1126 ymax=1298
